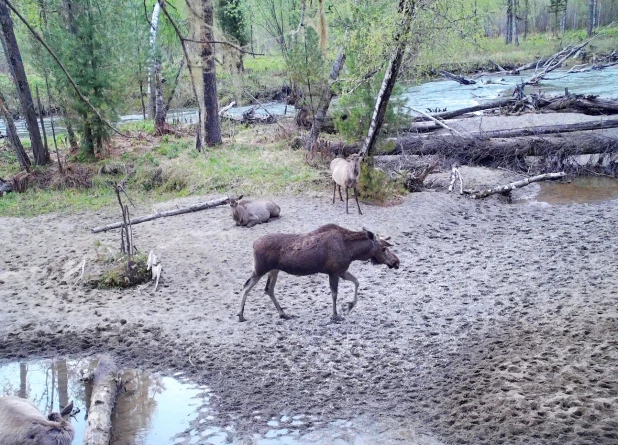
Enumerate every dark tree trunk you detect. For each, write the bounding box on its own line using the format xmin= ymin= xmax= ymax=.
xmin=0 ymin=0 xmax=49 ymax=165
xmin=304 ymin=46 xmax=346 ymax=150
xmin=55 ymin=359 xmax=69 ymax=411
xmin=505 ymin=0 xmax=512 ymax=44
xmin=512 ymin=0 xmax=519 ymax=46
xmin=164 ymin=58 xmax=185 ymax=116
xmin=19 ymin=363 xmax=27 ymax=398
xmin=360 ymin=0 xmax=416 ymax=157
xmin=587 ymin=0 xmax=595 ymax=37
xmin=201 ymin=0 xmax=221 ymax=146
xmin=0 ymin=93 xmax=30 ymax=171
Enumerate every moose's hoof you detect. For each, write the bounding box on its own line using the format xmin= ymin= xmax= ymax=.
xmin=238 ymin=315 xmax=247 ymax=322
xmin=331 ymin=314 xmax=344 ymax=323
xmin=280 ymin=313 xmax=293 ymax=320
xmin=345 ymin=302 xmax=356 ymax=312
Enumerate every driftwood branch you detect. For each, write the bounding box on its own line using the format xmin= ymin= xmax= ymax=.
xmin=471 ymin=172 xmax=566 ymax=199
xmin=439 ymin=70 xmax=476 ymax=85
xmin=91 ymin=196 xmax=229 ymax=233
xmin=82 ymin=356 xmax=118 ymax=445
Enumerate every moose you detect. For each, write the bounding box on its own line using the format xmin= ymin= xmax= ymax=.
xmin=0 ymin=397 xmax=74 ymax=445
xmin=238 ymin=224 xmax=399 ymax=322
xmin=228 ymin=195 xmax=281 ymax=227
xmin=330 ymin=153 xmax=362 ymax=214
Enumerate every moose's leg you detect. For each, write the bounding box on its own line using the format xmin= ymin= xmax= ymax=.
xmin=329 ymin=273 xmax=343 ymax=322
xmin=332 ymin=182 xmax=337 ymax=204
xmin=345 ymin=187 xmax=349 ymax=214
xmin=264 ymin=270 xmax=290 ymax=319
xmin=246 ymin=218 xmax=259 ymax=228
xmin=354 ymin=187 xmax=362 ymax=215
xmin=338 ymin=185 xmax=344 ymax=201
xmin=340 ymin=271 xmax=360 ymax=312
xmin=238 ymin=272 xmax=264 ymax=322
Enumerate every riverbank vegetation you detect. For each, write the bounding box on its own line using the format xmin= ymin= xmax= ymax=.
xmin=1 ymin=0 xmax=617 ymax=217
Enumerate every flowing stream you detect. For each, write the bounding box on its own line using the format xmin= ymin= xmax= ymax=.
xmin=2 ymin=66 xmax=617 ymax=141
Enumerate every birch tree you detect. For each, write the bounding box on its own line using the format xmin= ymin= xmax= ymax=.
xmin=199 ymin=0 xmax=222 ymax=146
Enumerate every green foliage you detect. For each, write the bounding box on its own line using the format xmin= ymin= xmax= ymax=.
xmin=90 ymin=252 xmax=150 ymax=289
xmin=357 ymin=158 xmax=404 ymax=204
xmin=284 ymin=26 xmax=326 ymax=97
xmin=217 ymin=0 xmax=249 ymax=46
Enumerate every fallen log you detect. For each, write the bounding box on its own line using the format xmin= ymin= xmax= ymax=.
xmin=83 ymin=356 xmax=118 ymax=445
xmin=414 ymin=97 xmax=516 ymax=122
xmin=470 ymin=172 xmax=566 ymax=199
xmin=91 ymin=196 xmax=229 ymax=233
xmin=439 ymin=70 xmax=476 ymax=85
xmin=468 ymin=116 xmax=618 ymax=138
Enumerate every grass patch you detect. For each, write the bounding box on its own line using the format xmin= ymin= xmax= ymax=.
xmin=0 ymin=126 xmax=325 ymax=217
xmin=85 ymin=250 xmax=150 ymax=289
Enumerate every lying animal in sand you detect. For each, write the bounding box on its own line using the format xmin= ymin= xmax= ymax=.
xmin=229 ymin=195 xmax=280 ymax=227
xmin=0 ymin=397 xmax=74 ymax=445
xmin=238 ymin=224 xmax=399 ymax=322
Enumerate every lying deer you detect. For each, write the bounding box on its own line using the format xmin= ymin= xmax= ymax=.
xmin=330 ymin=153 xmax=362 ymax=214
xmin=228 ymin=195 xmax=280 ymax=227
xmin=238 ymin=224 xmax=399 ymax=322
xmin=0 ymin=397 xmax=74 ymax=445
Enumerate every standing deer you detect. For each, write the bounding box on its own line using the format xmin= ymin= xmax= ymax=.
xmin=330 ymin=153 xmax=362 ymax=214
xmin=238 ymin=224 xmax=399 ymax=322
xmin=0 ymin=397 xmax=74 ymax=445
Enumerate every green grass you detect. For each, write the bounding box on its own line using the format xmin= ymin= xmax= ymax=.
xmin=0 ymin=130 xmax=325 ymax=217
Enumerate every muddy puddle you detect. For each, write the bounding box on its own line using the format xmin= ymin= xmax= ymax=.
xmin=518 ymin=176 xmax=618 ymax=205
xmin=0 ymin=358 xmax=443 ymax=444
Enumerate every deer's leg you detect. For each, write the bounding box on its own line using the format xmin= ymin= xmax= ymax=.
xmin=345 ymin=187 xmax=349 ymax=214
xmin=340 ymin=271 xmax=360 ymax=312
xmin=264 ymin=270 xmax=290 ymax=319
xmin=354 ymin=187 xmax=362 ymax=215
xmin=329 ymin=273 xmax=343 ymax=322
xmin=238 ymin=272 xmax=264 ymax=322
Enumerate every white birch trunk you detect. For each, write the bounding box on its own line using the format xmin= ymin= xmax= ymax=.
xmin=147 ymin=2 xmax=161 ymax=118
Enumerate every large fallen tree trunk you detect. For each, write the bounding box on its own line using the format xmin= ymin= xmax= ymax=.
xmin=467 ymin=116 xmax=618 ymax=138
xmin=83 ymin=356 xmax=118 ymax=445
xmin=413 ymin=97 xmax=516 ymax=123
xmin=91 ymin=196 xmax=229 ymax=233
xmin=439 ymin=70 xmax=476 ymax=85
xmin=470 ymin=172 xmax=566 ymax=199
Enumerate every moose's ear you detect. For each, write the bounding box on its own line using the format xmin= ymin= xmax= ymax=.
xmin=382 ymin=240 xmax=393 ymax=247
xmin=237 ymin=194 xmax=244 ymax=200
xmin=363 ymin=227 xmax=375 ymax=240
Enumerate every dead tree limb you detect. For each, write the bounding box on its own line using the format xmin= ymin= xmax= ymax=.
xmin=91 ymin=196 xmax=230 ymax=233
xmin=82 ymin=356 xmax=118 ymax=445
xmin=524 ymin=39 xmax=595 ymax=85
xmin=471 ymin=172 xmax=566 ymax=199
xmin=439 ymin=70 xmax=476 ymax=85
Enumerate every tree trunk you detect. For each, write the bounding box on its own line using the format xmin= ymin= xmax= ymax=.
xmin=18 ymin=363 xmax=27 ymax=399
xmin=304 ymin=46 xmax=346 ymax=150
xmin=471 ymin=172 xmax=566 ymax=199
xmin=523 ymin=0 xmax=529 ymax=39
xmin=164 ymin=58 xmax=185 ymax=116
xmin=154 ymin=59 xmax=165 ymax=133
xmin=0 ymin=0 xmax=49 ymax=165
xmin=0 ymin=93 xmax=30 ymax=171
xmin=56 ymin=359 xmax=69 ymax=412
xmin=511 ymin=0 xmax=519 ymax=46
xmin=587 ymin=0 xmax=595 ymax=37
xmin=147 ymin=2 xmax=161 ymax=119
xmin=360 ymin=0 xmax=415 ymax=157
xmin=201 ymin=0 xmax=222 ymax=146
xmin=82 ymin=356 xmax=118 ymax=445
xmin=91 ymin=195 xmax=230 ymax=233
xmin=505 ymin=0 xmax=512 ymax=44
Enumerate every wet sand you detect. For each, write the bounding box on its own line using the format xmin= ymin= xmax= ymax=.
xmin=1 ymin=172 xmax=617 ymax=444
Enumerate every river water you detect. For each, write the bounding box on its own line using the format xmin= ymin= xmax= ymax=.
xmin=1 ymin=66 xmax=617 ymax=140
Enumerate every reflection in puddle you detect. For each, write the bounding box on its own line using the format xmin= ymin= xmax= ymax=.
xmin=0 ymin=359 xmax=212 ymax=445
xmin=0 ymin=359 xmax=443 ymax=444
xmin=533 ymin=177 xmax=618 ymax=205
